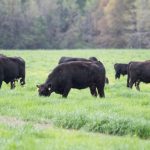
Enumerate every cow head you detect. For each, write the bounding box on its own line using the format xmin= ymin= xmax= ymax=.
xmin=37 ymin=83 xmax=52 ymax=96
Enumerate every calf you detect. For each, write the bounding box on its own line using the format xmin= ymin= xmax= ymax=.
xmin=114 ymin=63 xmax=128 ymax=79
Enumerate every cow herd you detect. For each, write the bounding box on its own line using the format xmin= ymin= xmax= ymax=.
xmin=0 ymin=54 xmax=149 ymax=98
xmin=114 ymin=61 xmax=150 ymax=91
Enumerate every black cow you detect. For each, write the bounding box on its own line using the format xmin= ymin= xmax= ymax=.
xmin=37 ymin=61 xmax=105 ymax=98
xmin=0 ymin=56 xmax=25 ymax=89
xmin=58 ymin=56 xmax=109 ymax=84
xmin=58 ymin=56 xmax=98 ymax=64
xmin=114 ymin=63 xmax=128 ymax=79
xmin=127 ymin=61 xmax=150 ymax=91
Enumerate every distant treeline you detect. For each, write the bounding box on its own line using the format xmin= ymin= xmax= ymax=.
xmin=0 ymin=0 xmax=150 ymax=49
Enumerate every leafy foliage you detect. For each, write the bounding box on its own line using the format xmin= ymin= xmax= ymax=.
xmin=0 ymin=0 xmax=150 ymax=49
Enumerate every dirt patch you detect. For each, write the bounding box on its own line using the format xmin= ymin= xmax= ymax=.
xmin=0 ymin=116 xmax=52 ymax=130
xmin=34 ymin=123 xmax=52 ymax=130
xmin=0 ymin=116 xmax=25 ymax=127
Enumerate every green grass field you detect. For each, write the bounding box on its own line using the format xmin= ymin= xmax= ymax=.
xmin=0 ymin=50 xmax=150 ymax=150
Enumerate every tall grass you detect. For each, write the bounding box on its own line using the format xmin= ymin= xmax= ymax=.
xmin=1 ymin=124 xmax=150 ymax=150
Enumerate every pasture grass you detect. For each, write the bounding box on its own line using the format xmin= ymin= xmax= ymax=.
xmin=0 ymin=124 xmax=150 ymax=150
xmin=0 ymin=50 xmax=150 ymax=149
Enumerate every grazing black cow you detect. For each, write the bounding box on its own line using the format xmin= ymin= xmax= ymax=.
xmin=37 ymin=61 xmax=106 ymax=98
xmin=114 ymin=63 xmax=128 ymax=79
xmin=58 ymin=56 xmax=109 ymax=84
xmin=127 ymin=61 xmax=150 ymax=91
xmin=0 ymin=56 xmax=25 ymax=89
xmin=58 ymin=56 xmax=98 ymax=64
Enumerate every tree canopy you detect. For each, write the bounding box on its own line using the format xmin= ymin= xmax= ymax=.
xmin=0 ymin=0 xmax=149 ymax=49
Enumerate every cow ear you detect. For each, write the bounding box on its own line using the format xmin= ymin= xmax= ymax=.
xmin=36 ymin=85 xmax=40 ymax=88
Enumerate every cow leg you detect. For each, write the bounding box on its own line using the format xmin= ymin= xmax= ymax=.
xmin=10 ymin=81 xmax=15 ymax=89
xmin=115 ymin=72 xmax=120 ymax=79
xmin=0 ymin=74 xmax=4 ymax=89
xmin=62 ymin=86 xmax=71 ymax=98
xmin=0 ymin=80 xmax=2 ymax=88
xmin=129 ymin=79 xmax=135 ymax=89
xmin=89 ymin=86 xmax=97 ymax=97
xmin=96 ymin=83 xmax=105 ymax=98
xmin=105 ymin=77 xmax=109 ymax=84
xmin=135 ymin=81 xmax=140 ymax=91
xmin=127 ymin=74 xmax=130 ymax=87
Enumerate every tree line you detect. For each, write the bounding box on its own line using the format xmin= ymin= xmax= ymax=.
xmin=0 ymin=0 xmax=150 ymax=49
